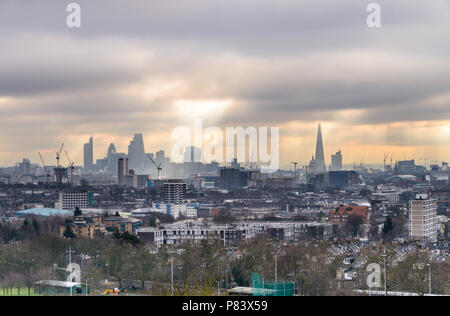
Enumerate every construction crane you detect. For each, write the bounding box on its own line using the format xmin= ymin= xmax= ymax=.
xmin=38 ymin=152 xmax=51 ymax=182
xmin=147 ymin=154 xmax=162 ymax=180
xmin=302 ymin=165 xmax=309 ymax=185
xmin=56 ymin=143 xmax=64 ymax=167
xmin=383 ymin=153 xmax=390 ymax=174
xmin=416 ymin=157 xmax=436 ymax=170
xmin=242 ymin=149 xmax=256 ymax=169
xmin=65 ymin=150 xmax=75 ymax=184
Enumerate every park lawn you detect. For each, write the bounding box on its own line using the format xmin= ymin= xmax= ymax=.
xmin=0 ymin=288 xmax=40 ymax=296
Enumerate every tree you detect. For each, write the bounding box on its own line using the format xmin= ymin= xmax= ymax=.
xmin=74 ymin=207 xmax=82 ymax=217
xmin=152 ymin=213 xmax=175 ymax=225
xmin=392 ymin=217 xmax=406 ymax=239
xmin=102 ymin=243 xmax=134 ymax=288
xmin=63 ymin=223 xmax=76 ymax=239
xmin=278 ymin=243 xmax=308 ymax=281
xmin=359 ymin=188 xmax=371 ymax=197
xmin=31 ymin=218 xmax=40 ymax=236
xmin=80 ymin=179 xmax=89 ymax=188
xmin=346 ymin=214 xmax=364 ymax=238
xmin=132 ymin=246 xmax=157 ymax=289
xmin=213 ymin=211 xmax=236 ymax=224
xmin=262 ymin=215 xmax=281 ymax=222
xmin=113 ymin=231 xmax=142 ymax=247
xmin=389 ymin=252 xmax=430 ymax=295
xmin=230 ymin=238 xmax=273 ymax=286
xmin=382 ymin=216 xmax=394 ymax=241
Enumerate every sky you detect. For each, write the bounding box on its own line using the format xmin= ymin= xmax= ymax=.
xmin=0 ymin=0 xmax=449 ymax=169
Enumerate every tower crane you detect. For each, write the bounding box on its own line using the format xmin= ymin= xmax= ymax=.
xmin=383 ymin=153 xmax=389 ymax=174
xmin=146 ymin=154 xmax=162 ymax=180
xmin=416 ymin=157 xmax=436 ymax=170
xmin=65 ymin=150 xmax=75 ymax=184
xmin=38 ymin=152 xmax=51 ymax=182
xmin=56 ymin=143 xmax=64 ymax=167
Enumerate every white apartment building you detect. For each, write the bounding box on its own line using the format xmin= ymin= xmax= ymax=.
xmin=154 ymin=222 xmax=258 ymax=247
xmin=373 ymin=186 xmax=405 ymax=203
xmin=185 ymin=205 xmax=198 ymax=219
xmin=152 ymin=203 xmax=198 ymax=219
xmin=150 ymin=221 xmax=332 ymax=247
xmin=57 ymin=192 xmax=91 ymax=210
xmin=409 ymin=194 xmax=437 ymax=242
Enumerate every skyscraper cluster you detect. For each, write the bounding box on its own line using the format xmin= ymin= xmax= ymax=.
xmin=81 ymin=134 xmax=219 ymax=183
xmin=82 ymin=124 xmax=346 ymax=185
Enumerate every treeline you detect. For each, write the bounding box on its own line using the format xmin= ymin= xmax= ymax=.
xmin=0 ymin=232 xmax=448 ymax=296
xmin=0 ymin=217 xmax=64 ymax=243
xmin=0 ymin=234 xmax=347 ymax=296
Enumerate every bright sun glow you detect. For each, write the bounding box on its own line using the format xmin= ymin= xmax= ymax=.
xmin=442 ymin=122 xmax=450 ymax=137
xmin=0 ymin=97 xmax=12 ymax=106
xmin=174 ymin=99 xmax=232 ymax=120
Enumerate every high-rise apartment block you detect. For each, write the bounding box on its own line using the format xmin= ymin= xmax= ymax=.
xmin=57 ymin=191 xmax=93 ymax=210
xmin=409 ymin=194 xmax=437 ymax=242
xmin=163 ymin=180 xmax=187 ymax=204
xmin=18 ymin=158 xmax=32 ymax=176
xmin=118 ymin=157 xmax=129 ymax=186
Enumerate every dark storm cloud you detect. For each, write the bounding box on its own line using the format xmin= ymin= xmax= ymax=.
xmin=1 ymin=0 xmax=448 ymax=54
xmin=0 ymin=35 xmax=151 ymax=97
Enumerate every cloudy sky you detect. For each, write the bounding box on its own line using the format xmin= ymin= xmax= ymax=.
xmin=0 ymin=0 xmax=449 ymax=168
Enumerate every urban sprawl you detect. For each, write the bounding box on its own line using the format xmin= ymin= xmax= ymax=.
xmin=0 ymin=124 xmax=449 ymax=296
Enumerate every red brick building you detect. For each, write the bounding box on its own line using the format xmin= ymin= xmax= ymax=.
xmin=329 ymin=205 xmax=369 ymax=223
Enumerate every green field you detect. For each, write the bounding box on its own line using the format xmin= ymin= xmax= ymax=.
xmin=0 ymin=288 xmax=40 ymax=296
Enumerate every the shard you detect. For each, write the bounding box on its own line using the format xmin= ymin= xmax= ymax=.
xmin=314 ymin=123 xmax=327 ymax=172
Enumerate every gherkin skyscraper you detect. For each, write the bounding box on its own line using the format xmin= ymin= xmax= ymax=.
xmin=315 ymin=123 xmax=327 ymax=172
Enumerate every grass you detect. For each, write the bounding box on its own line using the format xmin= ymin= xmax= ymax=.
xmin=0 ymin=288 xmax=40 ymax=296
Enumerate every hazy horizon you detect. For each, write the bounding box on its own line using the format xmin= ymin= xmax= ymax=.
xmin=1 ymin=1 xmax=449 ymax=168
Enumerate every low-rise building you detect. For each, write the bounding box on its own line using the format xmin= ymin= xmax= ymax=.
xmin=147 ymin=220 xmax=333 ymax=247
xmin=329 ymin=205 xmax=369 ymax=224
xmin=60 ymin=221 xmax=95 ymax=238
xmin=59 ymin=215 xmax=106 ymax=238
xmin=103 ymin=216 xmax=142 ymax=233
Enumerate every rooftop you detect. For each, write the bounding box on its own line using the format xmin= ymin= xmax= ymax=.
xmin=15 ymin=208 xmax=73 ymax=217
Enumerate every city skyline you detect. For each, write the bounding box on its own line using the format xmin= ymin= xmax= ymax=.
xmin=1 ymin=1 xmax=450 ymax=167
xmin=2 ymin=122 xmax=449 ymax=170
xmin=0 ymin=1 xmax=449 ymax=299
